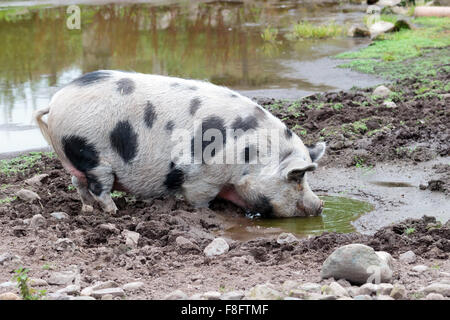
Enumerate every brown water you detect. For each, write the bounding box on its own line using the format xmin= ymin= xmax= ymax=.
xmin=221 ymin=195 xmax=374 ymax=241
xmin=0 ymin=0 xmax=382 ymax=153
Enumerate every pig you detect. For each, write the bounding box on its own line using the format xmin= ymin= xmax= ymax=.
xmin=34 ymin=70 xmax=325 ymax=217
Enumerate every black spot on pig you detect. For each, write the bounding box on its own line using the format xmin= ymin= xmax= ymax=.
xmin=116 ymin=78 xmax=135 ymax=95
xmin=71 ymin=71 xmax=111 ymax=86
xmin=165 ymin=121 xmax=174 ymax=132
xmin=191 ymin=116 xmax=227 ymax=162
xmin=144 ymin=101 xmax=157 ymax=129
xmin=232 ymin=115 xmax=258 ymax=132
xmin=252 ymin=195 xmax=273 ymax=218
xmin=230 ymin=93 xmax=238 ymax=98
xmin=62 ymin=135 xmax=99 ymax=172
xmin=285 ymin=127 xmax=293 ymax=139
xmin=110 ymin=120 xmax=138 ymax=163
xmin=188 ymin=86 xmax=198 ymax=91
xmin=164 ymin=165 xmax=185 ymax=190
xmin=190 ymin=98 xmax=202 ymax=115
xmin=86 ymin=174 xmax=103 ymax=196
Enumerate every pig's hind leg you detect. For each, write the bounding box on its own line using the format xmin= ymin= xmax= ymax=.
xmin=86 ymin=162 xmax=118 ymax=214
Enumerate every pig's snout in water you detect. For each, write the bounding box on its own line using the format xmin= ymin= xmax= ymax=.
xmin=297 ymin=196 xmax=323 ymax=216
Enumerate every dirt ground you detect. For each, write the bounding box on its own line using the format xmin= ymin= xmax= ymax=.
xmin=0 ymin=69 xmax=449 ymax=299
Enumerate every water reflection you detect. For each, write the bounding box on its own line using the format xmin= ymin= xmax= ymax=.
xmin=0 ymin=0 xmax=379 ymax=153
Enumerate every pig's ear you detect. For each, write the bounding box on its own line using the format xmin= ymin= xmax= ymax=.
xmin=308 ymin=142 xmax=326 ymax=163
xmin=281 ymin=160 xmax=317 ymax=182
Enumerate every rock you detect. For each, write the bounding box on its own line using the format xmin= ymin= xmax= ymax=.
xmin=91 ymin=288 xmax=125 ymax=299
xmin=337 ymin=279 xmax=352 ymax=288
xmin=412 ymin=265 xmax=429 ymax=273
xmin=393 ymin=19 xmax=412 ymax=31
xmin=326 ymin=282 xmax=349 ymax=297
xmin=25 ymin=174 xmax=49 ymax=186
xmin=357 ymin=283 xmax=379 ymax=296
xmin=288 ymin=289 xmax=309 ymax=299
xmin=247 ymin=283 xmax=284 ymax=300
xmin=282 ymin=280 xmax=299 ymax=293
xmin=202 ymin=291 xmax=221 ymax=300
xmin=30 ymin=214 xmax=46 ymax=229
xmin=377 ymin=283 xmax=394 ymax=296
xmin=284 ymin=297 xmax=302 ymax=300
xmin=29 ymin=278 xmax=48 ymax=287
xmin=377 ymin=0 xmax=401 ymax=6
xmin=383 ymin=101 xmax=397 ymax=108
xmin=347 ymin=24 xmax=370 ymax=37
xmin=164 ymin=289 xmax=188 ymax=300
xmin=0 ymin=252 xmax=22 ymax=269
xmin=101 ymin=294 xmax=114 ymax=300
xmin=54 ymin=238 xmax=76 ymax=252
xmin=48 ymin=269 xmax=78 ymax=285
xmin=392 ymin=6 xmax=409 ymax=15
xmin=50 ymin=212 xmax=69 ymax=220
xmin=56 ymin=284 xmax=81 ymax=295
xmin=70 ymin=296 xmax=96 ymax=300
xmin=337 ymin=296 xmax=353 ymax=300
xmin=122 ymin=230 xmax=140 ymax=249
xmin=99 ymin=223 xmax=120 ymax=234
xmin=372 ymin=85 xmax=392 ymax=98
xmin=16 ymin=189 xmax=40 ymax=202
xmin=204 ymin=238 xmax=229 ymax=257
xmin=390 ymin=284 xmax=407 ymax=299
xmin=46 ymin=293 xmax=71 ymax=300
xmin=376 ymin=295 xmax=395 ymax=300
xmin=221 ymin=290 xmax=244 ymax=300
xmin=421 ymin=283 xmax=450 ymax=297
xmin=190 ymin=293 xmax=204 ymax=300
xmin=81 ymin=281 xmax=119 ymax=296
xmin=425 ymin=293 xmax=445 ymax=300
xmin=175 ymin=236 xmax=200 ymax=253
xmin=122 ymin=281 xmax=144 ymax=292
xmin=0 ymin=281 xmax=15 ymax=288
xmin=319 ymin=295 xmax=337 ymax=300
xmin=0 ymin=292 xmax=21 ymax=300
xmin=299 ymin=282 xmax=322 ymax=293
xmin=366 ymin=5 xmax=381 ymax=14
xmin=321 ymin=244 xmax=392 ymax=285
xmin=399 ymin=250 xmax=417 ymax=264
xmin=276 ymin=233 xmax=298 ymax=245
xmin=369 ymin=21 xmax=395 ymax=38
xmin=354 ymin=295 xmax=372 ymax=300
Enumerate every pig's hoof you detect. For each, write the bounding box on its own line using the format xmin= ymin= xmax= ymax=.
xmin=81 ymin=204 xmax=94 ymax=213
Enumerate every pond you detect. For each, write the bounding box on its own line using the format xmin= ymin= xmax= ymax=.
xmin=0 ymin=0 xmax=382 ymax=153
xmin=221 ymin=195 xmax=375 ymax=241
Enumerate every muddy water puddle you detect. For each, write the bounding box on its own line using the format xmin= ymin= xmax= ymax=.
xmin=220 ymin=195 xmax=374 ymax=241
xmin=369 ymin=181 xmax=415 ymax=188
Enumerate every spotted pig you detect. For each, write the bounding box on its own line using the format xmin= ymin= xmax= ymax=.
xmin=34 ymin=70 xmax=326 ymax=217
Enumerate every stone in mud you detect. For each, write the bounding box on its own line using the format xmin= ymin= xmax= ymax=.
xmin=300 ymin=282 xmax=322 ymax=293
xmin=16 ymin=189 xmax=41 ymax=202
xmin=412 ymin=265 xmax=429 ymax=273
xmin=56 ymin=284 xmax=81 ymax=295
xmin=376 ymin=295 xmax=395 ymax=300
xmin=122 ymin=230 xmax=140 ymax=248
xmin=377 ymin=0 xmax=401 ymax=6
xmin=421 ymin=283 xmax=450 ymax=297
xmin=399 ymin=250 xmax=417 ymax=264
xmin=202 ymin=291 xmax=221 ymax=300
xmin=29 ymin=278 xmax=48 ymax=287
xmin=0 ymin=281 xmax=15 ymax=288
xmin=164 ymin=289 xmax=188 ymax=300
xmin=30 ymin=214 xmax=46 ymax=229
xmin=48 ymin=270 xmax=77 ymax=285
xmin=246 ymin=283 xmax=284 ymax=300
xmin=369 ymin=21 xmax=395 ymax=38
xmin=91 ymin=288 xmax=125 ymax=299
xmin=425 ymin=293 xmax=445 ymax=300
xmin=347 ymin=24 xmax=370 ymax=37
xmin=353 ymin=295 xmax=372 ymax=300
xmin=122 ymin=281 xmax=144 ymax=292
xmin=25 ymin=174 xmax=49 ymax=186
xmin=383 ymin=101 xmax=397 ymax=108
xmin=176 ymin=236 xmax=200 ymax=253
xmin=99 ymin=223 xmax=120 ymax=234
xmin=0 ymin=252 xmax=22 ymax=267
xmin=377 ymin=283 xmax=394 ymax=296
xmin=357 ymin=283 xmax=378 ymax=296
xmin=390 ymin=284 xmax=407 ymax=299
xmin=321 ymin=244 xmax=393 ymax=285
xmin=81 ymin=280 xmax=119 ymax=296
xmin=203 ymin=238 xmax=229 ymax=257
xmin=70 ymin=296 xmax=96 ymax=301
xmin=0 ymin=292 xmax=21 ymax=300
xmin=50 ymin=212 xmax=69 ymax=220
xmin=54 ymin=238 xmax=76 ymax=252
xmin=288 ymin=289 xmax=309 ymax=299
xmin=376 ymin=251 xmax=394 ymax=269
xmin=276 ymin=232 xmax=298 ymax=245
xmin=372 ymin=85 xmax=392 ymax=98
xmin=221 ymin=290 xmax=245 ymax=300
xmin=326 ymin=282 xmax=350 ymax=297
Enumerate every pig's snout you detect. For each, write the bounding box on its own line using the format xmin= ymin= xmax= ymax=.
xmin=296 ymin=195 xmax=323 ymax=216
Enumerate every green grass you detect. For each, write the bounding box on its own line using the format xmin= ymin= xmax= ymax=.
xmin=288 ymin=21 xmax=344 ymax=39
xmin=0 ymin=152 xmax=55 ymax=176
xmin=336 ymin=17 xmax=450 ymax=79
xmin=0 ymin=196 xmax=16 ymax=204
xmin=13 ymin=268 xmax=47 ymax=300
xmin=404 ymin=227 xmax=416 ymax=235
xmin=261 ymin=26 xmax=278 ymax=43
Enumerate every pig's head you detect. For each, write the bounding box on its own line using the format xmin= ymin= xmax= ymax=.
xmin=230 ymin=142 xmax=326 ymax=218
